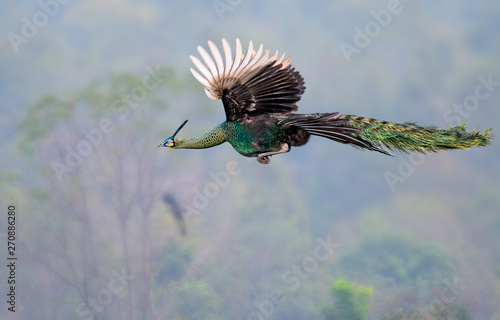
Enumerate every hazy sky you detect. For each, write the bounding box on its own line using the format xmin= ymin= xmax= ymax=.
xmin=1 ymin=1 xmax=499 ymax=319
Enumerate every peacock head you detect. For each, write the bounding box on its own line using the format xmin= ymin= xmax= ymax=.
xmin=158 ymin=120 xmax=188 ymax=148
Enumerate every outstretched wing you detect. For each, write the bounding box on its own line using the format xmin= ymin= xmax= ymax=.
xmin=190 ymin=38 xmax=306 ymax=122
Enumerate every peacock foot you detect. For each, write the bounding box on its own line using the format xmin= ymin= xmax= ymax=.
xmin=257 ymin=155 xmax=271 ymax=164
xmin=256 ymin=143 xmax=290 ymax=165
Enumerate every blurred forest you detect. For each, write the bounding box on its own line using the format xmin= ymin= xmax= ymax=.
xmin=1 ymin=1 xmax=500 ymax=319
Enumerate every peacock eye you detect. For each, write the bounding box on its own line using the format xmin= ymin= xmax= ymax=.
xmin=166 ymin=139 xmax=174 ymax=147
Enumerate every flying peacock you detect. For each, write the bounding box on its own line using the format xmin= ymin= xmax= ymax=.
xmin=159 ymin=38 xmax=492 ymax=164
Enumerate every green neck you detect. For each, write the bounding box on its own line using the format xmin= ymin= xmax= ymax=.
xmin=173 ymin=123 xmax=228 ymax=149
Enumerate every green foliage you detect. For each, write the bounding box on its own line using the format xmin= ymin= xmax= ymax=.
xmin=172 ymin=279 xmax=222 ymax=320
xmin=17 ymin=94 xmax=74 ymax=154
xmin=321 ymin=278 xmax=372 ymax=320
xmin=154 ymin=241 xmax=193 ymax=284
xmin=381 ymin=303 xmax=472 ymax=320
xmin=17 ymin=69 xmax=177 ymax=154
xmin=13 ymin=69 xmax=202 ymax=320
xmin=336 ymin=233 xmax=454 ymax=293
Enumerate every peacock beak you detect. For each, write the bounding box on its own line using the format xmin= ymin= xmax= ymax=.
xmin=158 ymin=137 xmax=174 ymax=148
xmin=158 ymin=120 xmax=188 ymax=148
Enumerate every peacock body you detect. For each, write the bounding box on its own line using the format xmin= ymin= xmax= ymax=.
xmin=159 ymin=38 xmax=492 ymax=163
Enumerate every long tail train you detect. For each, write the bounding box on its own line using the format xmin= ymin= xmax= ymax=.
xmin=280 ymin=112 xmax=493 ymax=155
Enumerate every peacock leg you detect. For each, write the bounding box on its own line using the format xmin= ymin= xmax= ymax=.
xmin=256 ymin=143 xmax=290 ymax=164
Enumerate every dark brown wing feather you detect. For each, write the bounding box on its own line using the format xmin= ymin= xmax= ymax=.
xmin=222 ymin=63 xmax=305 ymax=122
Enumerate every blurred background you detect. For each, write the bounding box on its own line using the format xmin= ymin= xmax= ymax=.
xmin=1 ymin=1 xmax=499 ymax=319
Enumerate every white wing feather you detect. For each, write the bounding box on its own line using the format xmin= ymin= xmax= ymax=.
xmin=208 ymin=40 xmax=224 ymax=78
xmin=190 ymin=38 xmax=291 ymax=100
xmin=189 ymin=56 xmax=213 ymax=85
xmin=197 ymin=45 xmax=218 ymax=79
xmin=234 ymin=43 xmax=264 ymax=80
xmin=222 ymin=38 xmax=232 ymax=77
xmin=189 ymin=68 xmax=211 ymax=89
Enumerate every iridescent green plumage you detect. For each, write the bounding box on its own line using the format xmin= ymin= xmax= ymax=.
xmin=341 ymin=115 xmax=492 ymax=154
xmin=159 ymin=38 xmax=492 ymax=163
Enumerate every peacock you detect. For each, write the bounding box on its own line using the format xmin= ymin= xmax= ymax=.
xmin=159 ymin=38 xmax=492 ymax=164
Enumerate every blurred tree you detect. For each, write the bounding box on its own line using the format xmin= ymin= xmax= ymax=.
xmin=381 ymin=304 xmax=472 ymax=320
xmin=321 ymin=278 xmax=372 ymax=320
xmin=12 ymin=65 xmax=327 ymax=319
xmin=14 ymin=68 xmax=229 ymax=320
xmin=172 ymin=279 xmax=222 ymax=320
xmin=336 ymin=233 xmax=454 ymax=294
xmin=334 ymin=233 xmax=463 ymax=317
xmin=154 ymin=241 xmax=193 ymax=284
